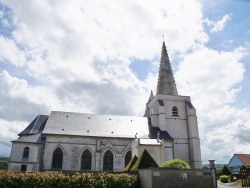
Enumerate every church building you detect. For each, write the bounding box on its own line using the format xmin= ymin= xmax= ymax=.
xmin=8 ymin=42 xmax=202 ymax=172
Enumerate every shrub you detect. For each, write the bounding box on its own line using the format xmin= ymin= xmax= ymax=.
xmin=220 ymin=175 xmax=229 ymax=183
xmin=233 ymin=176 xmax=237 ymax=182
xmin=161 ymin=158 xmax=191 ymax=169
xmin=0 ymin=170 xmax=138 ymax=188
xmin=220 ymin=165 xmax=231 ymax=175
xmin=124 ymin=155 xmax=138 ymax=172
xmin=130 ymin=149 xmax=158 ymax=172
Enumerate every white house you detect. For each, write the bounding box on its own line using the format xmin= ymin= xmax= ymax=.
xmin=8 ymin=42 xmax=202 ymax=172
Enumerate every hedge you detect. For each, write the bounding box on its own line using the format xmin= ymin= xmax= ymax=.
xmin=0 ymin=170 xmax=138 ymax=188
xmin=220 ymin=175 xmax=229 ymax=183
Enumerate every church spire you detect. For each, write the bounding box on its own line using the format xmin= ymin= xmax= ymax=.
xmin=156 ymin=42 xmax=178 ymax=95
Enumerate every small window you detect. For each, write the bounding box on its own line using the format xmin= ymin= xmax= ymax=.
xmin=21 ymin=165 xmax=27 ymax=172
xmin=81 ymin=149 xmax=92 ymax=170
xmin=52 ymin=147 xmax=63 ymax=170
xmin=22 ymin=147 xmax=29 ymax=161
xmin=103 ymin=150 xmax=113 ymax=171
xmin=172 ymin=106 xmax=178 ymax=116
xmin=125 ymin=150 xmax=132 ymax=167
xmin=158 ymin=100 xmax=164 ymax=106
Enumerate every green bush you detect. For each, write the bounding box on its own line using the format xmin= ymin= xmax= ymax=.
xmin=220 ymin=165 xmax=231 ymax=175
xmin=130 ymin=149 xmax=158 ymax=172
xmin=0 ymin=170 xmax=138 ymax=188
xmin=124 ymin=155 xmax=138 ymax=172
xmin=220 ymin=175 xmax=229 ymax=183
xmin=161 ymin=158 xmax=191 ymax=169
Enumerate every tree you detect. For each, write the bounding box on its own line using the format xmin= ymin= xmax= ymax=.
xmin=124 ymin=155 xmax=138 ymax=172
xmin=161 ymin=158 xmax=191 ymax=169
xmin=220 ymin=165 xmax=231 ymax=175
xmin=130 ymin=149 xmax=158 ymax=172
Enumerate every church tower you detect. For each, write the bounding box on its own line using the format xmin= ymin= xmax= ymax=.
xmin=145 ymin=42 xmax=202 ymax=169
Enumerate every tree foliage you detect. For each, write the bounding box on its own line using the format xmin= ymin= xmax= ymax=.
xmin=130 ymin=149 xmax=158 ymax=172
xmin=124 ymin=155 xmax=138 ymax=172
xmin=161 ymin=158 xmax=191 ymax=169
xmin=220 ymin=165 xmax=231 ymax=175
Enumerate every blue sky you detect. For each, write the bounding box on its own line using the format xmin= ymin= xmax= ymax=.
xmin=0 ymin=0 xmax=249 ymax=164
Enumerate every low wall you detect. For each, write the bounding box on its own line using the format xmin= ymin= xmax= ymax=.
xmin=138 ymin=168 xmax=217 ymax=188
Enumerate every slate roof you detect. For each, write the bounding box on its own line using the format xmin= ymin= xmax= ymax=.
xmin=148 ymin=120 xmax=173 ymax=140
xmin=235 ymin=154 xmax=250 ymax=167
xmin=43 ymin=111 xmax=150 ymax=138
xmin=13 ymin=133 xmax=43 ymax=144
xmin=19 ymin=115 xmax=49 ymax=135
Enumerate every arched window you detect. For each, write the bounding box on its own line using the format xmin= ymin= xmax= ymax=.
xmin=103 ymin=150 xmax=113 ymax=171
xmin=172 ymin=106 xmax=178 ymax=116
xmin=81 ymin=149 xmax=92 ymax=170
xmin=52 ymin=147 xmax=63 ymax=170
xmin=22 ymin=147 xmax=29 ymax=161
xmin=21 ymin=165 xmax=27 ymax=172
xmin=125 ymin=150 xmax=132 ymax=167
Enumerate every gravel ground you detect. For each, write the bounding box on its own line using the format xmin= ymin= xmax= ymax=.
xmin=217 ymin=180 xmax=241 ymax=188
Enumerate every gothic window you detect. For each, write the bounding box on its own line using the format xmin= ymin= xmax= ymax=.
xmin=172 ymin=106 xmax=178 ymax=116
xmin=103 ymin=150 xmax=113 ymax=171
xmin=81 ymin=149 xmax=92 ymax=170
xmin=52 ymin=147 xmax=63 ymax=170
xmin=22 ymin=147 xmax=29 ymax=161
xmin=21 ymin=165 xmax=27 ymax=172
xmin=125 ymin=150 xmax=132 ymax=167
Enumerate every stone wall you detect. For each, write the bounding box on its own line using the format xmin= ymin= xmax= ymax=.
xmin=42 ymin=135 xmax=133 ymax=172
xmin=138 ymin=168 xmax=216 ymax=188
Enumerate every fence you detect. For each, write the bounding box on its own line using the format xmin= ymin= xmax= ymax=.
xmin=241 ymin=167 xmax=250 ymax=188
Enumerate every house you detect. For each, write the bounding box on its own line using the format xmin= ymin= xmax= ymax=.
xmin=8 ymin=42 xmax=202 ymax=172
xmin=228 ymin=154 xmax=250 ymax=174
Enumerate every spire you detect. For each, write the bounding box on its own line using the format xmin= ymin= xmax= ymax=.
xmin=147 ymin=90 xmax=154 ymax=103
xmin=156 ymin=42 xmax=178 ymax=95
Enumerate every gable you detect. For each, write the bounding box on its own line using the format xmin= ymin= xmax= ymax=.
xmin=228 ymin=154 xmax=250 ymax=167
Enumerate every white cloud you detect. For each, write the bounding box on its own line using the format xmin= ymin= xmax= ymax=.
xmin=175 ymin=45 xmax=247 ymax=163
xmin=0 ymin=10 xmax=3 ymax=18
xmin=210 ymin=14 xmax=231 ymax=33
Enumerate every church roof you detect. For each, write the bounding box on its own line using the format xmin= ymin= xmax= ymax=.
xmin=43 ymin=111 xmax=150 ymax=138
xmin=13 ymin=133 xmax=43 ymax=143
xmin=19 ymin=115 xmax=49 ymax=135
xmin=148 ymin=121 xmax=173 ymax=140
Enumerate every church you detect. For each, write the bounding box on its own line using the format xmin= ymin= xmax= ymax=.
xmin=8 ymin=42 xmax=202 ymax=172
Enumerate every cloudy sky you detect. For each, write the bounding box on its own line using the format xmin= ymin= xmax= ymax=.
xmin=0 ymin=0 xmax=249 ymax=164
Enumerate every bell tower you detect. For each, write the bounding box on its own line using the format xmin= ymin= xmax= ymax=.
xmin=145 ymin=42 xmax=202 ymax=169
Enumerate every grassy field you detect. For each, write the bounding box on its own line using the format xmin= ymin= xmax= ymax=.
xmin=0 ymin=156 xmax=9 ymax=170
